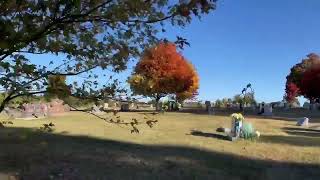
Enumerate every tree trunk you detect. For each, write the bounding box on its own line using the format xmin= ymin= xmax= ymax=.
xmin=0 ymin=102 xmax=5 ymax=113
xmin=0 ymin=95 xmax=12 ymax=113
xmin=155 ymin=95 xmax=162 ymax=111
xmin=239 ymin=103 xmax=243 ymax=112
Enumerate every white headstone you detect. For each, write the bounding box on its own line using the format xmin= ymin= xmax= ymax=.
xmin=103 ymin=103 xmax=109 ymax=110
xmin=229 ymin=119 xmax=242 ymax=141
xmin=262 ymin=104 xmax=273 ymax=116
xmin=205 ymin=101 xmax=211 ymax=112
xmin=297 ymin=117 xmax=309 ymax=127
xmin=208 ymin=107 xmax=214 ymax=115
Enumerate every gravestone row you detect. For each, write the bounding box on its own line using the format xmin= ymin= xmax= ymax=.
xmin=103 ymin=102 xmax=154 ymax=111
xmin=4 ymin=99 xmax=70 ymax=119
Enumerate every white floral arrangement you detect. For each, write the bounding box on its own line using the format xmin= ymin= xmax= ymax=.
xmin=255 ymin=131 xmax=261 ymax=138
xmin=231 ymin=113 xmax=244 ymax=122
xmin=230 ymin=113 xmax=261 ymax=139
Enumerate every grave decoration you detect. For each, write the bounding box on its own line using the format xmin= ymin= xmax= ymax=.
xmin=225 ymin=113 xmax=260 ymax=141
xmin=229 ymin=113 xmax=244 ymax=141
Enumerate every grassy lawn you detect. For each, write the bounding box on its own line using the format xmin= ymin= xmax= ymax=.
xmin=0 ymin=111 xmax=320 ymax=179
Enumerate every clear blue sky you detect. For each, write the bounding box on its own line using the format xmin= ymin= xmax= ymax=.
xmin=27 ymin=0 xmax=320 ymax=103
xmin=162 ymin=0 xmax=320 ymax=103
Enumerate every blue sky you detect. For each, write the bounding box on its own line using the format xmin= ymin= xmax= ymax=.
xmin=27 ymin=0 xmax=320 ymax=103
xmin=162 ymin=0 xmax=320 ymax=103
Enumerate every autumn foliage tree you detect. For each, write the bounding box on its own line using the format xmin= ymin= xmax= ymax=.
xmin=285 ymin=53 xmax=320 ymax=104
xmin=0 ymin=0 xmax=216 ymax=113
xmin=46 ymin=75 xmax=71 ymax=99
xmin=128 ymin=42 xmax=199 ymax=108
xmin=285 ymin=82 xmax=299 ymax=103
xmin=0 ymin=0 xmax=216 ymax=131
xmin=300 ymin=65 xmax=320 ymax=102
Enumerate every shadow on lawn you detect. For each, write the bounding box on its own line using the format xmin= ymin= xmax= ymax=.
xmin=282 ymin=127 xmax=320 ymax=137
xmin=0 ymin=127 xmax=320 ymax=180
xmin=260 ymin=134 xmax=320 ymax=147
xmin=188 ymin=130 xmax=229 ymax=141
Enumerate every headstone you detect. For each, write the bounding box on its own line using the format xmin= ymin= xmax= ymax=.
xmin=37 ymin=103 xmax=48 ymax=117
xmin=22 ymin=103 xmax=37 ymax=118
xmin=303 ymin=102 xmax=310 ymax=109
xmin=262 ymin=104 xmax=273 ymax=116
xmin=252 ymin=105 xmax=256 ymax=112
xmin=91 ymin=105 xmax=103 ymax=114
xmin=310 ymin=103 xmax=320 ymax=111
xmin=258 ymin=103 xmax=265 ymax=114
xmin=231 ymin=119 xmax=242 ymax=138
xmin=103 ymin=103 xmax=109 ymax=110
xmin=12 ymin=102 xmax=48 ymax=119
xmin=3 ymin=107 xmax=23 ymax=118
xmin=208 ymin=107 xmax=214 ymax=115
xmin=158 ymin=102 xmax=163 ymax=111
xmin=121 ymin=103 xmax=129 ymax=112
xmin=205 ymin=101 xmax=211 ymax=112
xmin=228 ymin=117 xmax=243 ymax=141
xmin=113 ymin=102 xmax=118 ymax=110
xmin=48 ymin=99 xmax=66 ymax=115
xmin=284 ymin=103 xmax=290 ymax=110
xmin=216 ymin=127 xmax=231 ymax=134
xmin=63 ymin=104 xmax=71 ymax=112
xmin=40 ymin=103 xmax=48 ymax=116
xmin=130 ymin=103 xmax=135 ymax=109
xmin=168 ymin=101 xmax=174 ymax=111
xmin=297 ymin=117 xmax=309 ymax=127
xmin=6 ymin=99 xmax=69 ymax=119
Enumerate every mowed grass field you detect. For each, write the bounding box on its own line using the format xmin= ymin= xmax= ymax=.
xmin=1 ymin=111 xmax=320 ymax=180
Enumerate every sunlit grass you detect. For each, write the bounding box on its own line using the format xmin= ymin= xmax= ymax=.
xmin=5 ymin=111 xmax=320 ymax=164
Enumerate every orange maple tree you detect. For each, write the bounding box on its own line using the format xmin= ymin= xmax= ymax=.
xmin=128 ymin=42 xmax=199 ymax=105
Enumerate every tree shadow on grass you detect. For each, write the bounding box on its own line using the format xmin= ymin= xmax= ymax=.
xmin=0 ymin=127 xmax=320 ymax=180
xmin=260 ymin=134 xmax=320 ymax=147
xmin=282 ymin=127 xmax=320 ymax=137
xmin=188 ymin=130 xmax=229 ymax=141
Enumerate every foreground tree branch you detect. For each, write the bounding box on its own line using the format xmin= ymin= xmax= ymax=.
xmin=0 ymin=0 xmax=216 ymax=130
xmin=68 ymin=103 xmax=158 ymax=133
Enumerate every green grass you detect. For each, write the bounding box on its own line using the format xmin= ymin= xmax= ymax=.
xmin=0 ymin=111 xmax=320 ymax=179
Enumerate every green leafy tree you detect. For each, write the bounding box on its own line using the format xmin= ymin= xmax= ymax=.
xmin=233 ymin=83 xmax=256 ymax=112
xmin=221 ymin=98 xmax=229 ymax=108
xmin=0 ymin=0 xmax=216 ymax=115
xmin=215 ymin=99 xmax=222 ymax=108
xmin=233 ymin=94 xmax=243 ymax=105
xmin=227 ymin=98 xmax=233 ymax=105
